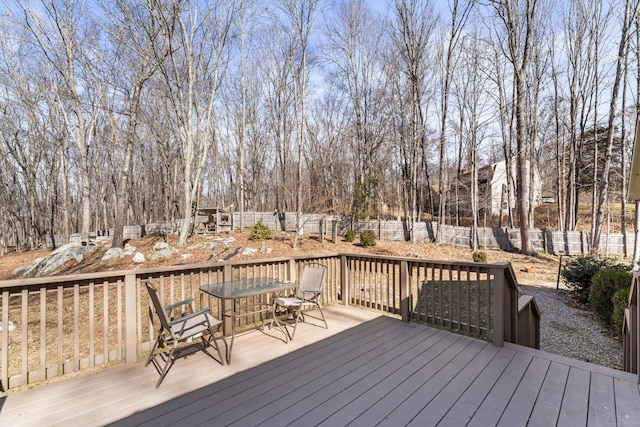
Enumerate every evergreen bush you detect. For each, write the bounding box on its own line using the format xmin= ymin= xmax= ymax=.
xmin=589 ymin=265 xmax=632 ymax=325
xmin=344 ymin=229 xmax=355 ymax=242
xmin=560 ymin=256 xmax=613 ymax=303
xmin=472 ymin=250 xmax=487 ymax=262
xmin=612 ymin=286 xmax=630 ymax=336
xmin=249 ymin=220 xmax=273 ymax=242
xmin=360 ymin=230 xmax=377 ymax=247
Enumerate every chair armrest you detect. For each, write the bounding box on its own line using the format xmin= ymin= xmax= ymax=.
xmin=168 ymin=307 xmax=212 ymax=327
xmin=165 ymin=298 xmax=195 ymax=313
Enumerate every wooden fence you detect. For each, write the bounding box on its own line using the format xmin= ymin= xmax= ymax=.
xmin=41 ymin=213 xmax=635 ymax=257
xmin=0 ymin=254 xmax=539 ymax=393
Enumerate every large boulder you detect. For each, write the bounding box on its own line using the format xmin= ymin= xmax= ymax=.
xmin=20 ymin=242 xmax=97 ymax=277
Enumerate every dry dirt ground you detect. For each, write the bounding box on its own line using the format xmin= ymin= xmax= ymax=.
xmin=0 ymin=230 xmax=560 ymax=285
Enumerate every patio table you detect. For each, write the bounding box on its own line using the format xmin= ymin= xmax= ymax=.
xmin=200 ymin=277 xmax=295 ymax=363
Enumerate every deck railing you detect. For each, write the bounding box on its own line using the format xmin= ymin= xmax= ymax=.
xmin=623 ymin=272 xmax=640 ymax=381
xmin=0 ymin=253 xmax=537 ymax=392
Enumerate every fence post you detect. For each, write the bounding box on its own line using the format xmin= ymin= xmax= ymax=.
xmin=490 ymin=266 xmax=505 ymax=346
xmin=125 ymin=273 xmax=137 ymax=364
xmin=400 ymin=260 xmax=411 ymax=322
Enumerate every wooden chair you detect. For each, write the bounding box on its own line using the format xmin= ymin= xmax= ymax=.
xmin=271 ymin=264 xmax=328 ymax=342
xmin=144 ymin=280 xmax=224 ymax=388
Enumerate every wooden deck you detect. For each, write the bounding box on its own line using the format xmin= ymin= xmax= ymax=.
xmin=1 ymin=304 xmax=639 ymax=426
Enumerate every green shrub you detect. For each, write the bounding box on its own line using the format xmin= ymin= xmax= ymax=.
xmin=561 ymin=256 xmax=614 ymax=303
xmin=472 ymin=250 xmax=487 ymax=262
xmin=360 ymin=230 xmax=377 ymax=247
xmin=344 ymin=229 xmax=355 ymax=242
xmin=589 ymin=265 xmax=632 ymax=325
xmin=249 ymin=220 xmax=273 ymax=242
xmin=612 ymin=286 xmax=631 ymax=336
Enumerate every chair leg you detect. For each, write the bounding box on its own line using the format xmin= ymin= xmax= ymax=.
xmin=145 ymin=333 xmax=170 ymax=372
xmin=270 ymin=302 xmax=291 ymax=343
xmin=316 ymin=302 xmax=328 ymax=329
xmin=201 ymin=328 xmax=225 ymax=365
xmin=145 ymin=337 xmax=161 ymax=368
xmin=289 ymin=306 xmax=304 ymax=341
xmin=155 ymin=343 xmax=178 ymax=388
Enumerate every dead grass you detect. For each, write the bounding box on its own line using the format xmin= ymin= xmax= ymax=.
xmin=0 ymin=231 xmax=561 ymax=286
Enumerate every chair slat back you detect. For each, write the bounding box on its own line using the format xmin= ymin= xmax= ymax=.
xmin=299 ymin=265 xmax=326 ymax=294
xmin=145 ymin=281 xmax=172 ymax=331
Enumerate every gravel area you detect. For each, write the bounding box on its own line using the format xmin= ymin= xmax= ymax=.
xmin=518 ymin=282 xmax=623 ymax=370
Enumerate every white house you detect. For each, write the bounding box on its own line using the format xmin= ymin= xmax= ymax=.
xmin=456 ymin=159 xmax=542 ymax=216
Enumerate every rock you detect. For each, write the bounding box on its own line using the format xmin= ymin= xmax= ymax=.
xmin=102 ymin=247 xmax=123 ymax=261
xmin=123 ymin=243 xmax=136 ymax=255
xmin=132 ymin=252 xmax=146 ymax=263
xmin=149 ymin=248 xmax=178 ymax=261
xmin=21 ymin=242 xmax=97 ymax=277
xmin=266 ymin=248 xmax=272 ymax=254
xmin=0 ymin=320 xmax=15 ymax=332
xmin=242 ymin=248 xmax=257 ymax=256
xmin=153 ymin=242 xmax=169 ymax=251
xmin=181 ymin=254 xmax=192 ymax=260
xmin=189 ymin=237 xmax=236 ymax=251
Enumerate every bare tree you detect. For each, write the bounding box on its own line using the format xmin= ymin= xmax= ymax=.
xmin=452 ymin=32 xmax=493 ymax=250
xmin=592 ymin=0 xmax=640 ymax=252
xmin=322 ymin=0 xmax=387 ymax=219
xmin=278 ymin=0 xmax=319 ymax=248
xmin=490 ymin=0 xmax=540 ymax=255
xmin=17 ymin=0 xmax=107 ymax=243
xmin=156 ymin=0 xmax=235 ymax=246
xmin=391 ymin=0 xmax=438 ymax=242
xmin=436 ymin=0 xmax=473 ymax=242
xmin=97 ymin=0 xmax=172 ymax=249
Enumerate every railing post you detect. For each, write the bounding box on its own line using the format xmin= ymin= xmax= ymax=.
xmin=288 ymin=259 xmax=297 ymax=283
xmin=632 ymin=307 xmax=638 ymax=376
xmin=490 ymin=266 xmax=505 ymax=346
xmin=636 ymin=275 xmax=640 ymax=383
xmin=400 ymin=260 xmax=410 ymax=322
xmin=1 ymin=289 xmax=8 ymax=391
xmin=124 ymin=273 xmax=137 ymax=364
xmin=222 ymin=264 xmax=234 ymax=336
xmin=340 ymin=255 xmax=349 ymax=305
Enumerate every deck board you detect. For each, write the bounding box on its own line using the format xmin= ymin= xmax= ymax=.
xmin=587 ymin=372 xmax=616 ymax=426
xmin=497 ymin=356 xmax=551 ymax=426
xmin=244 ymin=323 xmax=436 ymax=426
xmin=1 ymin=304 xmax=639 ymax=427
xmin=557 ymin=367 xmax=591 ymax=426
xmin=406 ymin=343 xmax=502 ymax=425
xmin=436 ymin=346 xmax=517 ymax=426
xmin=315 ymin=329 xmax=453 ymax=426
xmin=467 ymin=351 xmax=534 ymax=426
xmin=614 ymin=377 xmax=640 ymax=425
xmin=526 ymin=362 xmax=569 ymax=426
xmin=348 ymin=334 xmax=471 ymax=427
xmin=383 ymin=338 xmax=487 ymax=426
